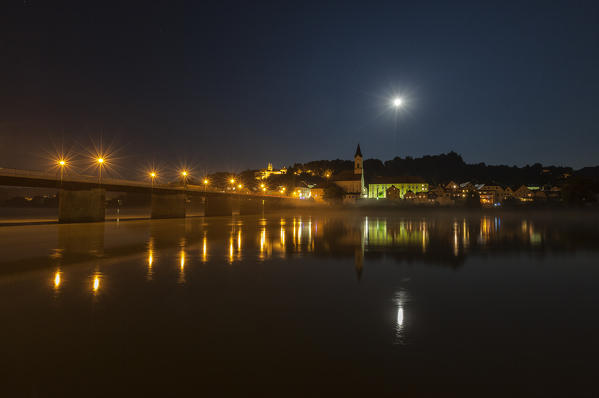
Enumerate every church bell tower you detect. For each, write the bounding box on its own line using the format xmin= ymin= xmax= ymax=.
xmin=354 ymin=144 xmax=363 ymax=175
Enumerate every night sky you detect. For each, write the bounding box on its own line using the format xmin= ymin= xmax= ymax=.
xmin=2 ymin=1 xmax=598 ymax=177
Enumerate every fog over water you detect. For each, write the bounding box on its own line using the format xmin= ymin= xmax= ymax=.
xmin=1 ymin=210 xmax=598 ymax=396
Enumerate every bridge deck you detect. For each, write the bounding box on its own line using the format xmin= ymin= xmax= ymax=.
xmin=0 ymin=167 xmax=288 ymax=199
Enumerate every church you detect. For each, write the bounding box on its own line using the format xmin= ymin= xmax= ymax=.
xmin=330 ymin=144 xmax=367 ymax=201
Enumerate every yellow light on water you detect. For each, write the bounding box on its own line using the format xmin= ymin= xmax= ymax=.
xmin=54 ymin=271 xmax=61 ymax=288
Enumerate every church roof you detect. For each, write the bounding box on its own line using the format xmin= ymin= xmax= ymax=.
xmin=331 ymin=170 xmax=361 ymax=181
xmin=354 ymin=144 xmax=362 ymax=158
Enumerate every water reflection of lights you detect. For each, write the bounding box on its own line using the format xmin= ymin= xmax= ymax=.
xmin=147 ymin=238 xmax=155 ymax=281
xmin=452 ymin=221 xmax=460 ymax=257
xmin=229 ymin=236 xmax=234 ymax=263
xmin=394 ymin=291 xmax=408 ymax=344
xmin=280 ymin=226 xmax=285 ymax=246
xmin=259 ymin=228 xmax=266 ymax=259
xmin=91 ymin=273 xmax=102 ymax=293
xmin=53 ymin=270 xmax=62 ymax=289
xmin=237 ymin=230 xmax=242 ymax=252
xmin=397 ymin=307 xmax=404 ymax=327
xmin=202 ymin=234 xmax=208 ymax=263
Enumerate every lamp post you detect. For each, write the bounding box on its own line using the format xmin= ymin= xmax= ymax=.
xmin=392 ymin=97 xmax=403 ymax=155
xmin=229 ymin=178 xmax=235 ymax=192
xmin=97 ymin=157 xmax=104 ymax=184
xmin=150 ymin=171 xmax=156 ymax=189
xmin=203 ymin=178 xmax=209 ymax=192
xmin=181 ymin=170 xmax=188 ymax=189
xmin=58 ymin=159 xmax=66 ymax=185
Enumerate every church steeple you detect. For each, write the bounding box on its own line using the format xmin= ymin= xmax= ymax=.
xmin=354 ymin=144 xmax=362 ymax=158
xmin=354 ymin=144 xmax=363 ymax=175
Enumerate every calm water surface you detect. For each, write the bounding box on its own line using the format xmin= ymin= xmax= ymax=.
xmin=1 ymin=210 xmax=598 ymax=397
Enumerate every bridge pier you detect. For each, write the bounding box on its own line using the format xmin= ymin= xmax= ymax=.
xmin=59 ymin=188 xmax=106 ymax=223
xmin=151 ymin=192 xmax=186 ymax=219
xmin=204 ymin=197 xmax=233 ymax=217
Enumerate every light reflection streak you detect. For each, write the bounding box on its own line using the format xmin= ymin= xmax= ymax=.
xmin=146 ymin=237 xmax=155 ymax=281
xmin=91 ymin=272 xmax=102 ymax=294
xmin=202 ymin=233 xmax=207 ymax=263
xmin=394 ymin=290 xmax=408 ymax=345
xmin=452 ymin=220 xmax=459 ymax=257
xmin=259 ymin=228 xmax=266 ymax=259
xmin=177 ymin=251 xmax=186 ymax=284
xmin=53 ymin=270 xmax=62 ymax=291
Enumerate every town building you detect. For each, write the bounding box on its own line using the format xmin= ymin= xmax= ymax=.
xmin=330 ymin=144 xmax=366 ymax=201
xmin=255 ymin=163 xmax=287 ymax=180
xmin=478 ymin=185 xmax=504 ymax=206
xmin=367 ymin=176 xmax=428 ymax=199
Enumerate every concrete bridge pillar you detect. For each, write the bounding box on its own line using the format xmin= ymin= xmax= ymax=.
xmin=59 ymin=188 xmax=106 ymax=223
xmin=239 ymin=198 xmax=262 ymax=215
xmin=151 ymin=192 xmax=186 ymax=219
xmin=204 ymin=196 xmax=233 ymax=217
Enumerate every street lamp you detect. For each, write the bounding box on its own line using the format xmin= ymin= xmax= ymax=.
xmin=57 ymin=159 xmax=66 ymax=184
xmin=181 ymin=170 xmax=188 ymax=188
xmin=97 ymin=157 xmax=104 ymax=184
xmin=203 ymin=178 xmax=209 ymax=192
xmin=392 ymin=97 xmax=404 ymax=155
xmin=149 ymin=171 xmax=157 ymax=188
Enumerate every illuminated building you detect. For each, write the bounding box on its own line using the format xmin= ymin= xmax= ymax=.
xmin=255 ymin=163 xmax=287 ymax=180
xmin=514 ymin=185 xmax=535 ymax=202
xmin=330 ymin=144 xmax=366 ymax=201
xmin=478 ymin=185 xmax=504 ymax=206
xmin=367 ymin=176 xmax=428 ymax=199
xmin=310 ymin=187 xmax=325 ymax=202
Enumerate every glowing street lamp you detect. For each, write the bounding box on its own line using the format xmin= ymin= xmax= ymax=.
xmin=149 ymin=171 xmax=157 ymax=188
xmin=181 ymin=170 xmax=189 ymax=188
xmin=57 ymin=159 xmax=67 ymax=184
xmin=97 ymin=157 xmax=105 ymax=184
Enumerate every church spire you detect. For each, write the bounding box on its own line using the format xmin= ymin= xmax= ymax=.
xmin=354 ymin=144 xmax=362 ymax=158
xmin=354 ymin=144 xmax=363 ymax=175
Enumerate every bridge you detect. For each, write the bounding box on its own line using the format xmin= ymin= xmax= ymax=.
xmin=0 ymin=168 xmax=299 ymax=223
